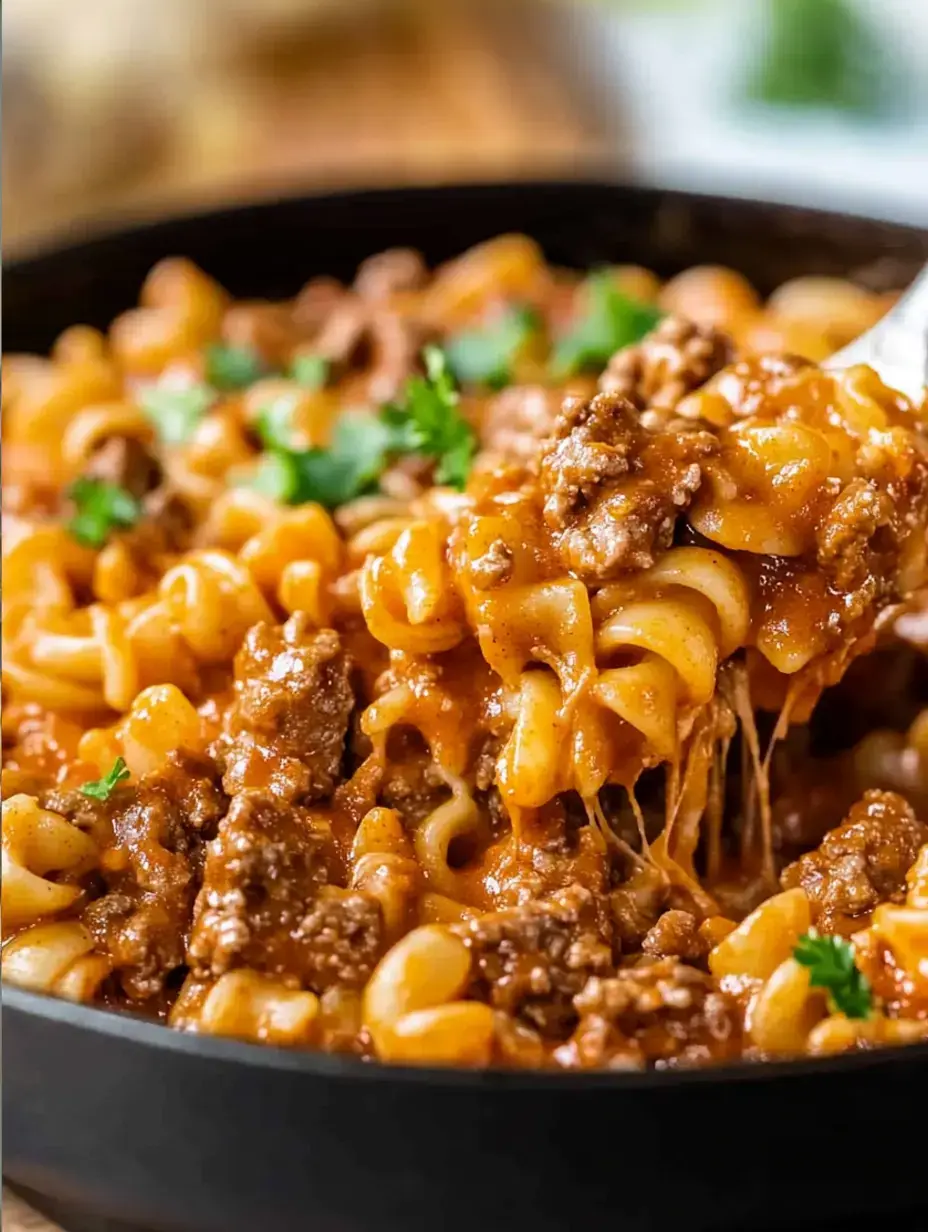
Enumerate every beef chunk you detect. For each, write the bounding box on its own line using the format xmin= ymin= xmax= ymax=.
xmin=641 ymin=910 xmax=706 ymax=961
xmin=292 ymin=888 xmax=386 ymax=991
xmin=86 ymin=434 xmax=162 ymax=499
xmin=781 ymin=790 xmax=927 ymax=934
xmin=292 ymin=275 xmax=348 ymax=334
xmin=354 ymin=248 xmax=427 ymax=301
xmin=609 ymin=865 xmax=670 ymax=950
xmin=221 ymin=301 xmax=303 ymax=367
xmin=219 ymin=616 xmax=355 ymax=804
xmin=81 ymin=753 xmax=227 ymax=1001
xmin=554 ymin=959 xmax=742 ymax=1070
xmin=479 ymin=385 xmax=561 ymax=465
xmin=452 ymin=884 xmax=614 ymax=1039
xmin=817 ymin=478 xmax=893 ymax=592
xmin=308 ymin=294 xmax=426 ymax=403
xmin=599 ymin=315 xmax=733 ymax=427
xmin=537 ymin=391 xmax=716 ymax=580
xmin=188 ymin=791 xmax=382 ymax=992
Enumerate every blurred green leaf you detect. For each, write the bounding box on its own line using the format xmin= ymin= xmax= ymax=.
xmin=742 ymin=0 xmax=894 ymax=117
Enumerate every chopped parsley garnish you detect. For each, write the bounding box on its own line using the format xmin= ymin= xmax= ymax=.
xmin=289 ymin=354 xmax=329 ymax=390
xmin=139 ymin=382 xmax=215 ymax=444
xmin=553 ymin=271 xmax=663 ymax=376
xmin=793 ymin=930 xmax=873 ymax=1020
xmin=445 ymin=304 xmax=540 ymax=389
xmin=67 ymin=478 xmax=142 ymax=548
xmin=380 ymin=345 xmax=475 ymax=489
xmin=251 ymin=412 xmax=391 ymax=508
xmin=255 ymin=392 xmax=302 ymax=452
xmin=205 ymin=343 xmax=266 ymax=391
xmin=80 ymin=757 xmax=130 ymax=801
xmin=250 ymin=345 xmax=475 ymax=507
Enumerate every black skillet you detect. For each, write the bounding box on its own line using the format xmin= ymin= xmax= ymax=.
xmin=4 ymin=182 xmax=928 ymax=1232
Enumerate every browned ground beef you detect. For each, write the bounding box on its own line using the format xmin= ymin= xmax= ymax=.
xmin=80 ymin=753 xmax=228 ymax=1001
xmin=453 ymin=883 xmax=614 ymax=1039
xmin=780 ymin=789 xmax=928 ymax=934
xmin=218 ymin=616 xmax=355 ymax=804
xmin=536 ymin=390 xmax=716 ymax=579
xmin=86 ymin=434 xmax=162 ymax=498
xmin=641 ymin=909 xmax=706 ymax=961
xmin=555 ymin=959 xmax=742 ymax=1069
xmin=598 ymin=315 xmax=733 ymax=423
xmin=478 ymin=385 xmax=562 ymax=465
xmin=188 ymin=791 xmax=383 ymax=991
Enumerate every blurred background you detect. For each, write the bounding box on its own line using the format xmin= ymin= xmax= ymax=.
xmin=4 ymin=0 xmax=928 ymax=256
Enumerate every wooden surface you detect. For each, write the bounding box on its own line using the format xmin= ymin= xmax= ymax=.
xmin=3 ymin=1189 xmax=61 ymax=1232
xmin=4 ymin=0 xmax=613 ymax=255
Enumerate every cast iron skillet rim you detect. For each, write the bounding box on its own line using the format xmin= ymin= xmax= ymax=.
xmin=7 ymin=176 xmax=927 ymax=278
xmin=8 ymin=985 xmax=928 ymax=1086
xmin=7 ymin=181 xmax=928 ymax=1094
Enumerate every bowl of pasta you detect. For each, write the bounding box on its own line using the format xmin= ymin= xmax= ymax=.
xmin=4 ymin=181 xmax=928 ymax=1232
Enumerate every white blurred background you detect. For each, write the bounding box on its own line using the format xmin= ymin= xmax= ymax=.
xmin=4 ymin=0 xmax=927 ymax=254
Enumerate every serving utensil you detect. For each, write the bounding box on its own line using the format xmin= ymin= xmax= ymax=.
xmin=828 ymin=262 xmax=928 ymax=400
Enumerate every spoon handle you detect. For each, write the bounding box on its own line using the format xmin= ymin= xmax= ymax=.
xmin=827 ymin=263 xmax=928 ymax=401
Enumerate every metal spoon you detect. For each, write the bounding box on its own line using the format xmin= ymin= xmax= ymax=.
xmin=826 ymin=263 xmax=928 ymax=401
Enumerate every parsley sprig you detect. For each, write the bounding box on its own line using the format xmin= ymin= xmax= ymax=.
xmin=80 ymin=757 xmax=130 ymax=801
xmin=381 ymin=345 xmax=475 ymax=488
xmin=553 ymin=271 xmax=663 ymax=376
xmin=793 ymin=930 xmax=872 ymax=1019
xmin=250 ymin=345 xmax=475 ymax=507
xmin=205 ymin=343 xmax=267 ymax=391
xmin=445 ymin=304 xmax=540 ymax=390
xmin=289 ymin=354 xmax=329 ymax=390
xmin=67 ymin=478 xmax=142 ymax=548
xmin=139 ymin=382 xmax=215 ymax=445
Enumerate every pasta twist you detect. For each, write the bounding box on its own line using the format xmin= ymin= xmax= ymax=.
xmin=2 ymin=793 xmax=98 ymax=929
xmin=361 ymin=521 xmax=466 ymax=654
xmin=189 ymin=970 xmax=321 ymax=1046
xmin=159 ymin=549 xmax=274 ymax=664
xmin=363 ymin=924 xmax=494 ymax=1065
xmin=2 ymin=920 xmax=112 ymax=1002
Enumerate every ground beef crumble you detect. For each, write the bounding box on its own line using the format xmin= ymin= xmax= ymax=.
xmin=188 ymin=791 xmax=383 ymax=992
xmin=598 ymin=315 xmax=733 ymax=427
xmin=452 ymin=883 xmax=614 ymax=1039
xmin=554 ymin=959 xmax=742 ymax=1069
xmin=780 ymin=789 xmax=927 ymax=935
xmin=78 ymin=753 xmax=228 ymax=1002
xmin=641 ymin=909 xmax=706 ymax=962
xmin=217 ymin=615 xmax=355 ymax=805
xmin=536 ymin=390 xmax=716 ymax=580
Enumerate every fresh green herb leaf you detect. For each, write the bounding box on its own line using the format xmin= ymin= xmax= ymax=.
xmin=255 ymin=393 xmax=302 ymax=452
xmin=249 ymin=412 xmax=392 ymax=509
xmin=793 ymin=930 xmax=873 ymax=1019
xmin=139 ymin=382 xmax=215 ymax=445
xmin=381 ymin=345 xmax=475 ymax=490
xmin=80 ymin=757 xmax=130 ymax=801
xmin=248 ymin=347 xmax=475 ymax=507
xmin=553 ymin=271 xmax=663 ymax=376
xmin=249 ymin=450 xmax=302 ymax=503
xmin=205 ymin=343 xmax=266 ymax=391
xmin=445 ymin=304 xmax=540 ymax=389
xmin=67 ymin=478 xmax=143 ymax=548
xmin=289 ymin=354 xmax=330 ymax=390
xmin=742 ymin=0 xmax=893 ymax=117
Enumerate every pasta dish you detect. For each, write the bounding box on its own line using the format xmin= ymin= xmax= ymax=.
xmin=4 ymin=235 xmax=928 ymax=1069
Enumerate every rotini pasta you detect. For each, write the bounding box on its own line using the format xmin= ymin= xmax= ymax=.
xmin=3 ymin=236 xmax=928 ymax=1070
